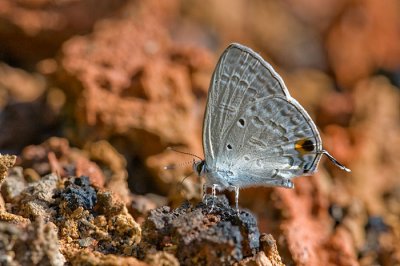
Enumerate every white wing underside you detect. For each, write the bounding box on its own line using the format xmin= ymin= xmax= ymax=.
xmin=202 ymin=43 xmax=323 ymax=188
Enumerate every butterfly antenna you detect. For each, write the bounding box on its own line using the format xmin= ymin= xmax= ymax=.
xmin=166 ymin=147 xmax=203 ymax=161
xmin=322 ymin=150 xmax=351 ymax=172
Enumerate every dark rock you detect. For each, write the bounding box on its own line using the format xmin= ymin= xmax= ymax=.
xmin=141 ymin=195 xmax=260 ymax=265
xmin=59 ymin=176 xmax=97 ymax=211
xmin=360 ymin=215 xmax=390 ymax=256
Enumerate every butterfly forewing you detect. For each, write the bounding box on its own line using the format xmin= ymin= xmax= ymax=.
xmin=202 ymin=43 xmax=323 ymax=188
xmin=203 ymin=44 xmax=290 ymax=166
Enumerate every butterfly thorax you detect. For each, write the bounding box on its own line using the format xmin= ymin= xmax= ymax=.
xmin=193 ymin=160 xmax=233 ymax=188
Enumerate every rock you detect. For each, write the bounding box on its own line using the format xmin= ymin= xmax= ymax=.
xmin=0 ymin=218 xmax=65 ymax=265
xmin=141 ymin=195 xmax=260 ymax=265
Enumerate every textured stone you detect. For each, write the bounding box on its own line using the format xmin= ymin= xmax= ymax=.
xmin=141 ymin=195 xmax=260 ymax=265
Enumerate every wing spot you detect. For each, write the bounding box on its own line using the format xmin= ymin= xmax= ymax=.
xmin=244 ymin=156 xmax=250 ymax=161
xmin=238 ymin=118 xmax=245 ymax=127
xmin=303 ymin=163 xmax=310 ymax=174
xmin=246 ymin=88 xmax=257 ymax=102
xmin=286 ymin=156 xmax=295 ymax=167
xmin=271 ymin=169 xmax=278 ymax=179
xmin=295 ymin=139 xmax=315 ymax=154
xmin=247 ymin=87 xmax=257 ymax=96
xmin=227 ymin=144 xmax=233 ymax=150
xmin=264 ymin=103 xmax=273 ymax=113
xmin=248 ymin=137 xmax=267 ymax=149
xmin=239 ymin=80 xmax=249 ymax=88
xmin=231 ymin=75 xmax=240 ymax=86
xmin=252 ymin=116 xmax=265 ymax=127
xmin=220 ymin=74 xmax=229 ymax=84
xmin=266 ymin=120 xmax=287 ymax=135
xmin=279 ymin=108 xmax=292 ymax=117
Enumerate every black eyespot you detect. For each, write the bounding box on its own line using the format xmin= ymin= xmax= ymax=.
xmin=227 ymin=144 xmax=232 ymax=150
xmin=302 ymin=139 xmax=315 ymax=152
xmin=238 ymin=118 xmax=245 ymax=127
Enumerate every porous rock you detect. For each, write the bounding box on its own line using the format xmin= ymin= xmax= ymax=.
xmin=0 ymin=153 xmax=16 ymax=184
xmin=141 ymin=195 xmax=260 ymax=265
xmin=0 ymin=218 xmax=65 ymax=266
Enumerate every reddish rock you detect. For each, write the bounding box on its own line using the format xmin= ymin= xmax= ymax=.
xmin=19 ymin=137 xmax=106 ymax=188
xmin=326 ymin=0 xmax=400 ymax=88
xmin=0 ymin=0 xmax=127 ymax=66
xmin=56 ymin=0 xmax=213 ymax=193
xmin=0 ymin=153 xmax=16 ymax=184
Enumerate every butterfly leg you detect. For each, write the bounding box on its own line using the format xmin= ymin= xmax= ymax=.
xmin=202 ymin=183 xmax=209 ymax=205
xmin=233 ymin=186 xmax=240 ymax=214
xmin=209 ymin=184 xmax=218 ymax=212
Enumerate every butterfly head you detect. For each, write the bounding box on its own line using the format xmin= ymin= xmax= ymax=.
xmin=193 ymin=160 xmax=207 ymax=177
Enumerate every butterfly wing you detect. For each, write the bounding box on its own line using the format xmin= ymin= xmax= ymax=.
xmin=202 ymin=43 xmax=323 ymax=188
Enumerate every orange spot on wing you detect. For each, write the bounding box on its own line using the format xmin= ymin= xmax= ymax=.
xmin=295 ymin=139 xmax=315 ymax=154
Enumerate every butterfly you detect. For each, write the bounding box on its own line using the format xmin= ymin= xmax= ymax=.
xmin=192 ymin=43 xmax=350 ymax=211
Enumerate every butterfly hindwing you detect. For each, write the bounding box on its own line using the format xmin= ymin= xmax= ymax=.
xmin=224 ymin=97 xmax=322 ymax=187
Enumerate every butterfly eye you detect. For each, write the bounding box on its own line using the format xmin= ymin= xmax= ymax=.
xmin=196 ymin=161 xmax=206 ymax=174
xmin=196 ymin=164 xmax=202 ymax=173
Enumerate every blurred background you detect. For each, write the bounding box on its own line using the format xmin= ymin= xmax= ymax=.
xmin=0 ymin=0 xmax=399 ymax=265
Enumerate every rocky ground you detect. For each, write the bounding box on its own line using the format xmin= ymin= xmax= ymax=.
xmin=0 ymin=0 xmax=400 ymax=265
